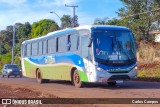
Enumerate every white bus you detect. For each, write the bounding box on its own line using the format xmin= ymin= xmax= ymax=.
xmin=21 ymin=25 xmax=137 ymax=88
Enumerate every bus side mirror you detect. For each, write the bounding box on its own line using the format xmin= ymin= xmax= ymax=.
xmin=88 ymin=38 xmax=93 ymax=47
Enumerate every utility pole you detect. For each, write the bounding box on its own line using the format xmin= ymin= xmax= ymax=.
xmin=0 ymin=30 xmax=1 ymax=54
xmin=65 ymin=4 xmax=78 ymax=27
xmin=11 ymin=26 xmax=16 ymax=64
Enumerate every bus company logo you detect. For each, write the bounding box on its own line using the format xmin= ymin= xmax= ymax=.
xmin=96 ymin=49 xmax=107 ymax=56
xmin=45 ymin=56 xmax=55 ymax=64
xmin=2 ymin=99 xmax=11 ymax=104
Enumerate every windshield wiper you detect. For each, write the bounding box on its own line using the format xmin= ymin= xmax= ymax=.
xmin=116 ymin=40 xmax=131 ymax=61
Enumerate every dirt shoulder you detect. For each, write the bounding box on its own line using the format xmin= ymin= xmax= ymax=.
xmin=0 ymin=83 xmax=159 ymax=107
xmin=0 ymin=83 xmax=94 ymax=107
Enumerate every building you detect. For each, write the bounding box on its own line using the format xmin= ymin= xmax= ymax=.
xmin=149 ymin=30 xmax=160 ymax=42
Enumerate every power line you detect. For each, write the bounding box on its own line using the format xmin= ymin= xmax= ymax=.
xmin=123 ymin=8 xmax=160 ymax=18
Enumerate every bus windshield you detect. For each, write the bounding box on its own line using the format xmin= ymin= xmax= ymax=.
xmin=93 ymin=30 xmax=136 ymax=66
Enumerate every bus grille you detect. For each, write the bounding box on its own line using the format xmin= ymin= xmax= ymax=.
xmin=108 ymin=75 xmax=130 ymax=80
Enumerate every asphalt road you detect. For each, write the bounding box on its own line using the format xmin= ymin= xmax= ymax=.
xmin=0 ymin=76 xmax=160 ymax=98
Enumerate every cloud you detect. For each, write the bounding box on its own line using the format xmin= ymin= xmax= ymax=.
xmin=0 ymin=0 xmax=94 ymax=29
xmin=35 ymin=0 xmax=79 ymax=7
xmin=0 ymin=0 xmax=26 ymax=7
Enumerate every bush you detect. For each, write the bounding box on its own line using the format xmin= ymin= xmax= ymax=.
xmin=0 ymin=53 xmax=12 ymax=74
xmin=137 ymin=41 xmax=160 ymax=62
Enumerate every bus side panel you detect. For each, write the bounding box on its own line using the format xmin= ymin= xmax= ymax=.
xmin=23 ymin=58 xmax=37 ymax=78
xmin=22 ymin=53 xmax=89 ymax=82
xmin=40 ymin=64 xmax=72 ymax=80
xmin=23 ymin=58 xmax=72 ymax=80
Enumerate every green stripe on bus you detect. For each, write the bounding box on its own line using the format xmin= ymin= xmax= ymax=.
xmin=23 ymin=59 xmax=88 ymax=82
xmin=78 ymin=70 xmax=88 ymax=82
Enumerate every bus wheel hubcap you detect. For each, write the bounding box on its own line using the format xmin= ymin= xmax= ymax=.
xmin=74 ymin=72 xmax=79 ymax=84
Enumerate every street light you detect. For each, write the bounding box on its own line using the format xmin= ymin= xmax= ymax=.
xmin=65 ymin=4 xmax=78 ymax=27
xmin=50 ymin=11 xmax=61 ymax=20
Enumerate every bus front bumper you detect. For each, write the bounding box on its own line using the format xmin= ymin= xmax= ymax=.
xmin=96 ymin=67 xmax=137 ymax=82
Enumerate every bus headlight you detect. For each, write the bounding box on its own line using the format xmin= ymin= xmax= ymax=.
xmin=135 ymin=66 xmax=138 ymax=70
xmin=131 ymin=66 xmax=138 ymax=71
xmin=97 ymin=67 xmax=106 ymax=72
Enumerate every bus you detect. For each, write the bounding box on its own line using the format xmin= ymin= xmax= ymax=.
xmin=21 ymin=25 xmax=137 ymax=88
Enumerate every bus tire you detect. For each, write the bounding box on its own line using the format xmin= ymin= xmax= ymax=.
xmin=72 ymin=69 xmax=83 ymax=88
xmin=107 ymin=81 xmax=117 ymax=86
xmin=36 ymin=69 xmax=45 ymax=84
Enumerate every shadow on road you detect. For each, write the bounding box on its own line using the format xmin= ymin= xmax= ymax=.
xmin=45 ymin=80 xmax=160 ymax=89
xmin=47 ymin=80 xmax=73 ymax=86
xmin=82 ymin=81 xmax=160 ymax=90
xmin=1 ymin=76 xmax=160 ymax=90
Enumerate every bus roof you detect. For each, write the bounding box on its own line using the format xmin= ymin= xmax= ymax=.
xmin=22 ymin=28 xmax=76 ymax=44
xmin=22 ymin=25 xmax=130 ymax=44
xmin=74 ymin=25 xmax=130 ymax=31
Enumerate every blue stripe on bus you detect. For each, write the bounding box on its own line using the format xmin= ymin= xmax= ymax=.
xmin=97 ymin=62 xmax=136 ymax=70
xmin=28 ymin=53 xmax=84 ymax=67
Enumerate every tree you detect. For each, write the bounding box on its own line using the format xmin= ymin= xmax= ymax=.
xmin=61 ymin=15 xmax=72 ymax=28
xmin=31 ymin=19 xmax=59 ymax=38
xmin=94 ymin=17 xmax=122 ymax=26
xmin=117 ymin=0 xmax=160 ymax=42
xmin=71 ymin=15 xmax=79 ymax=27
xmin=16 ymin=22 xmax=31 ymax=39
xmin=0 ymin=52 xmax=11 ymax=70
xmin=94 ymin=17 xmax=108 ymax=25
xmin=15 ymin=22 xmax=32 ymax=61
xmin=0 ymin=30 xmax=12 ymax=54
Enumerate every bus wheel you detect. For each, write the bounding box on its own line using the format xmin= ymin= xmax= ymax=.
xmin=107 ymin=81 xmax=117 ymax=86
xmin=73 ymin=70 xmax=83 ymax=88
xmin=36 ymin=69 xmax=45 ymax=84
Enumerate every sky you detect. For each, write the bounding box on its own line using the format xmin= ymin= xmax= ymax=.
xmin=0 ymin=0 xmax=123 ymax=29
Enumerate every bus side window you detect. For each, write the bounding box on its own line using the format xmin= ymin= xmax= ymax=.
xmin=56 ymin=37 xmax=58 ymax=52
xmin=32 ymin=42 xmax=38 ymax=56
xmin=48 ymin=38 xmax=56 ymax=53
xmin=69 ymin=33 xmax=79 ymax=51
xmin=77 ymin=36 xmax=79 ymax=50
xmin=67 ymin=35 xmax=71 ymax=51
xmin=23 ymin=45 xmax=27 ymax=57
xmin=38 ymin=41 xmax=42 ymax=55
xmin=43 ymin=40 xmax=47 ymax=54
xmin=26 ymin=43 xmax=31 ymax=56
xmin=58 ymin=36 xmax=67 ymax=52
xmin=81 ymin=36 xmax=89 ymax=59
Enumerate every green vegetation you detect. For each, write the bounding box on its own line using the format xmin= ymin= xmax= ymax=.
xmin=61 ymin=15 xmax=79 ymax=28
xmin=0 ymin=19 xmax=60 ymax=74
xmin=31 ymin=19 xmax=59 ymax=38
xmin=94 ymin=0 xmax=160 ymax=42
xmin=0 ymin=53 xmax=11 ymax=74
